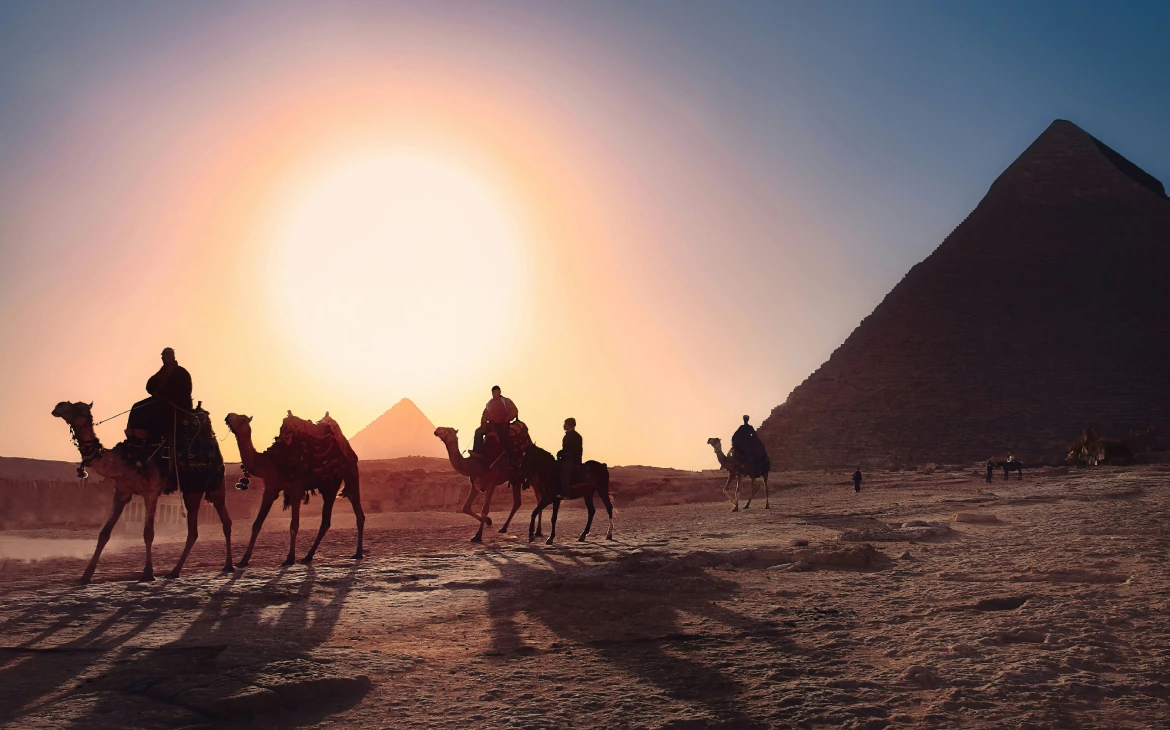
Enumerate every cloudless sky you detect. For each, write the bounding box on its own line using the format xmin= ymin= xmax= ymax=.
xmin=1 ymin=1 xmax=1166 ymax=468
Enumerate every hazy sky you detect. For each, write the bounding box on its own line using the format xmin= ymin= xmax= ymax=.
xmin=1 ymin=1 xmax=1167 ymax=469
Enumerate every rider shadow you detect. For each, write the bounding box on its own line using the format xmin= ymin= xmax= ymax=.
xmin=61 ymin=566 xmax=364 ymax=728
xmin=480 ymin=549 xmax=791 ymax=727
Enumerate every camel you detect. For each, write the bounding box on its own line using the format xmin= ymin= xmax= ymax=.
xmin=519 ymin=445 xmax=613 ymax=545
xmin=51 ymin=401 xmax=233 ymax=584
xmin=433 ymin=426 xmax=530 ymax=543
xmin=224 ymin=413 xmax=364 ymax=567
xmin=707 ymin=437 xmax=770 ymax=511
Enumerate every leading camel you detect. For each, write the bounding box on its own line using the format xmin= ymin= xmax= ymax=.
xmin=707 ymin=437 xmax=770 ymax=511
xmin=433 ymin=427 xmax=529 ymax=542
xmin=51 ymin=401 xmax=233 ymax=584
xmin=224 ymin=413 xmax=364 ymax=566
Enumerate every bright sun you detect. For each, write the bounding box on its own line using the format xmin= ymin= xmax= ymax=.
xmin=265 ymin=147 xmax=526 ymax=394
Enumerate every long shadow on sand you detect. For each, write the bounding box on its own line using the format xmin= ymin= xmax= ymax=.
xmin=60 ymin=566 xmax=365 ymax=728
xmin=480 ymin=548 xmax=799 ymax=728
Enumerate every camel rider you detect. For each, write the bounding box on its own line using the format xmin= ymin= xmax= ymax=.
xmin=559 ymin=418 xmax=582 ymax=499
xmin=731 ymin=415 xmax=756 ymax=456
xmin=147 ymin=347 xmax=193 ymax=412
xmin=480 ymin=385 xmax=519 ymax=458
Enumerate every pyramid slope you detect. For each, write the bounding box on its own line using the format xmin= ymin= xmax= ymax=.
xmin=759 ymin=120 xmax=1170 ymax=468
xmin=349 ymin=399 xmax=447 ymax=460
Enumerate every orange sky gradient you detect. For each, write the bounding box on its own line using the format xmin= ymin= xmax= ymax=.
xmin=2 ymin=8 xmax=848 ymax=470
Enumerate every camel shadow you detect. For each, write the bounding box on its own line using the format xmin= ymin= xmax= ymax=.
xmin=0 ymin=584 xmax=205 ymax=723
xmin=51 ymin=566 xmax=365 ymax=728
xmin=480 ymin=549 xmax=792 ymax=727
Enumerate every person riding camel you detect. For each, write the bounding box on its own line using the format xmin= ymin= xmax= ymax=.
xmin=477 ymin=385 xmax=518 ymax=461
xmin=127 ymin=347 xmax=193 ymax=442
xmin=731 ymin=415 xmax=756 ymax=456
xmin=558 ymin=417 xmax=582 ymax=499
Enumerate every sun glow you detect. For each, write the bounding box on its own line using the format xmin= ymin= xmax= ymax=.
xmin=264 ymin=146 xmax=527 ymax=395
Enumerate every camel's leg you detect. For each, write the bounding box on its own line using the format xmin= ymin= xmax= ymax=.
xmin=237 ymin=487 xmax=278 ymax=568
xmin=210 ymin=489 xmax=234 ymax=571
xmin=471 ymin=484 xmax=496 ymax=543
xmin=284 ymin=495 xmax=301 ymax=565
xmin=578 ymin=494 xmax=596 ymax=542
xmin=545 ymin=499 xmax=561 ymax=545
xmin=301 ymin=489 xmax=336 ymax=564
xmin=81 ymin=491 xmax=132 ymax=585
xmin=529 ymin=499 xmax=551 ymax=542
xmin=535 ymin=507 xmax=543 ymax=537
xmin=461 ymin=479 xmax=490 ymax=526
xmin=167 ymin=491 xmax=204 ymax=579
xmin=721 ymin=473 xmax=737 ymax=508
xmin=732 ymin=476 xmax=741 ymax=512
xmin=349 ymin=486 xmax=366 ymax=559
xmin=500 ymin=483 xmax=522 ymax=533
xmin=763 ymin=474 xmax=770 ymax=509
xmin=140 ymin=492 xmax=159 ymax=582
xmin=743 ymin=477 xmax=758 ymax=510
xmin=599 ymin=489 xmax=615 ymax=540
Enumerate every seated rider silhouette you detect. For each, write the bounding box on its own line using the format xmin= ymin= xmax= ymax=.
xmin=731 ymin=415 xmax=756 ymax=455
xmin=474 ymin=385 xmax=518 ymax=463
xmin=126 ymin=347 xmax=193 ymax=443
xmin=558 ymin=417 xmax=582 ymax=499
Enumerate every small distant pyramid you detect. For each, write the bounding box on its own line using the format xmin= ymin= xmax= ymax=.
xmin=759 ymin=120 xmax=1170 ymax=468
xmin=349 ymin=399 xmax=446 ymax=460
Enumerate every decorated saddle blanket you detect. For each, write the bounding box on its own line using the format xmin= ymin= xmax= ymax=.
xmin=272 ymin=411 xmax=357 ymax=487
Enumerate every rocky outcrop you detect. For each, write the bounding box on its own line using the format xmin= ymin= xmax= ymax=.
xmin=759 ymin=120 xmax=1170 ymax=468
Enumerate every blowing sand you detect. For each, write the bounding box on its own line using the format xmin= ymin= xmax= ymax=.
xmin=0 ymin=466 xmax=1167 ymax=728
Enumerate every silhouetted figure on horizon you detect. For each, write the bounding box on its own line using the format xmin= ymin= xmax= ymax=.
xmin=558 ymin=417 xmax=582 ymax=499
xmin=853 ymin=468 xmax=862 ymax=493
xmin=985 ymin=460 xmax=994 ymax=484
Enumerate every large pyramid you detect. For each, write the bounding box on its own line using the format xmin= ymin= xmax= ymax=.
xmin=759 ymin=120 xmax=1170 ymax=468
xmin=349 ymin=398 xmax=446 ymax=460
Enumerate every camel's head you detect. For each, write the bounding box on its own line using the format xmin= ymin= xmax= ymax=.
xmin=224 ymin=413 xmax=253 ymax=436
xmin=707 ymin=437 xmax=722 ymax=449
xmin=433 ymin=427 xmax=458 ymax=444
xmin=52 ymin=401 xmax=93 ymax=429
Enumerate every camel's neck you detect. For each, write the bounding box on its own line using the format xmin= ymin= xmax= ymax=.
xmin=711 ymin=443 xmax=729 ymax=468
xmin=441 ymin=436 xmax=478 ymax=478
xmin=66 ymin=423 xmax=131 ymax=481
xmin=233 ymin=431 xmax=270 ymax=476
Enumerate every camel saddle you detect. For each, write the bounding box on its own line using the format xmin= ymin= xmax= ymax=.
xmin=119 ymin=404 xmax=225 ymax=496
xmin=471 ymin=420 xmax=531 ymax=471
xmin=272 ymin=411 xmax=356 ymax=489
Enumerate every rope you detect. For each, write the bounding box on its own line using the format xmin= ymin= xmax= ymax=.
xmin=94 ymin=405 xmax=137 ymax=426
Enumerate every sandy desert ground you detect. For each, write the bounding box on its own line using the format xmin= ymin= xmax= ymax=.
xmin=1 ymin=465 xmax=1168 ymax=729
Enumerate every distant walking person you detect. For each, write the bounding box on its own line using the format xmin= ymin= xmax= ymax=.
xmin=985 ymin=460 xmax=994 ymax=484
xmin=852 ymin=468 xmax=862 ymax=493
xmin=559 ymin=418 xmax=583 ymax=499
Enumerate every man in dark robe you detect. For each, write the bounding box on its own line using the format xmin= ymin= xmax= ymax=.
xmin=127 ymin=347 xmax=192 ymax=441
xmin=559 ymin=417 xmax=582 ymax=499
xmin=853 ymin=468 xmax=863 ymax=493
xmin=731 ymin=415 xmax=756 ymax=455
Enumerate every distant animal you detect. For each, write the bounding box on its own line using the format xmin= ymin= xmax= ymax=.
xmin=52 ymin=401 xmax=233 ymax=584
xmin=707 ymin=437 xmax=770 ymax=511
xmin=224 ymin=412 xmax=364 ymax=566
xmin=996 ymin=460 xmax=1023 ymax=480
xmin=519 ymin=444 xmax=613 ymax=545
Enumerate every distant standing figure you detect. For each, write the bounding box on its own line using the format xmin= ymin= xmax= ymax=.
xmin=985 ymin=460 xmax=994 ymax=484
xmin=559 ymin=418 xmax=583 ymax=499
xmin=852 ymin=468 xmax=862 ymax=493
